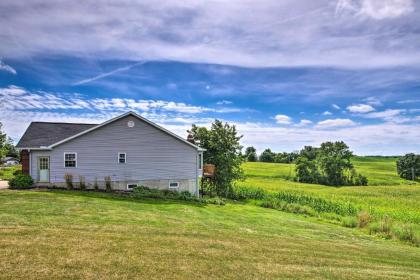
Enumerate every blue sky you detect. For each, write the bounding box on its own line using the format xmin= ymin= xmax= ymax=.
xmin=1 ymin=0 xmax=420 ymax=155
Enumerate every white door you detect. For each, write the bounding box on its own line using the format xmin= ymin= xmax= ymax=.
xmin=38 ymin=157 xmax=50 ymax=182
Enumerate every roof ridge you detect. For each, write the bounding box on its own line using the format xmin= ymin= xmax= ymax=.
xmin=30 ymin=121 xmax=98 ymax=125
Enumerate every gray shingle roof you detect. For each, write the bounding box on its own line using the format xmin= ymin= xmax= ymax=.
xmin=16 ymin=122 xmax=98 ymax=148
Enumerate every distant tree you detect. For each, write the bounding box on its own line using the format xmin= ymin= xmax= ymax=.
xmin=259 ymin=149 xmax=275 ymax=162
xmin=295 ymin=141 xmax=367 ymax=186
xmin=244 ymin=146 xmax=258 ymax=162
xmin=295 ymin=156 xmax=320 ymax=183
xmin=397 ymin=153 xmax=420 ymax=180
xmin=189 ymin=120 xmax=244 ymax=197
xmin=0 ymin=122 xmax=17 ymax=159
xmin=317 ymin=141 xmax=354 ymax=186
xmin=299 ymin=146 xmax=318 ymax=161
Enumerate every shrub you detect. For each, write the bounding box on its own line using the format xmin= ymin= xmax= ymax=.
xmin=357 ymin=211 xmax=371 ymax=228
xmin=13 ymin=170 xmax=22 ymax=176
xmin=104 ymin=176 xmax=112 ymax=192
xmin=369 ymin=216 xmax=393 ymax=239
xmin=9 ymin=174 xmax=34 ymax=189
xmin=342 ymin=216 xmax=358 ymax=228
xmin=132 ymin=185 xmax=224 ymax=205
xmin=94 ymin=177 xmax=99 ymax=191
xmin=393 ymin=225 xmax=419 ymax=246
xmin=64 ymin=173 xmax=73 ymax=190
xmin=79 ymin=176 xmax=86 ymax=190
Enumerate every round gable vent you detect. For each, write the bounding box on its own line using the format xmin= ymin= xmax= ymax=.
xmin=127 ymin=120 xmax=135 ymax=128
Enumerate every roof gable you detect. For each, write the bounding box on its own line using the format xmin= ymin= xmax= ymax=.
xmin=17 ymin=112 xmax=204 ymax=151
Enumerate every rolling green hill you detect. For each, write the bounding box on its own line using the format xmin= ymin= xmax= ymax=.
xmin=0 ymin=190 xmax=419 ymax=279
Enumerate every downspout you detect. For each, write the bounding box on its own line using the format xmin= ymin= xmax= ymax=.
xmin=196 ymin=151 xmax=199 ymax=197
xmin=28 ymin=149 xmax=31 ymax=178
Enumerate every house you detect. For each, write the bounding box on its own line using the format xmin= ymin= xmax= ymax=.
xmin=0 ymin=157 xmax=19 ymax=166
xmin=16 ymin=112 xmax=205 ymax=195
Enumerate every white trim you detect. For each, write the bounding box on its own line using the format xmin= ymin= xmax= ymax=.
xmin=118 ymin=152 xmax=126 ymax=164
xmin=198 ymin=153 xmax=203 ymax=170
xmin=126 ymin=183 xmax=136 ymax=190
xmin=168 ymin=182 xmax=179 ymax=189
xmin=64 ymin=152 xmax=77 ymax=168
xmin=48 ymin=111 xmax=206 ymax=151
xmin=16 ymin=147 xmax=52 ymax=151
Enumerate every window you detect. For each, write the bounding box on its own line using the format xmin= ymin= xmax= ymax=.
xmin=169 ymin=182 xmax=179 ymax=189
xmin=127 ymin=184 xmax=136 ymax=190
xmin=198 ymin=153 xmax=202 ymax=169
xmin=118 ymin=153 xmax=126 ymax=164
xmin=64 ymin=153 xmax=77 ymax=168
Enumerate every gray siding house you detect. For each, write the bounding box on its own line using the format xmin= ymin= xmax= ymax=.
xmin=16 ymin=112 xmax=204 ymax=195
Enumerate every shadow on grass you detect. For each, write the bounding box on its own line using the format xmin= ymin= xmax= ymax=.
xmin=34 ymin=189 xmax=209 ymax=208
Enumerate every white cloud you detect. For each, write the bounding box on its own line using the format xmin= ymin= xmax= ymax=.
xmin=0 ymin=59 xmax=16 ymax=74
xmin=316 ymin=118 xmax=357 ymax=129
xmin=332 ymin=104 xmax=341 ymax=110
xmin=347 ymin=104 xmax=375 ymax=113
xmin=1 ymin=1 xmax=419 ymax=69
xmin=274 ymin=114 xmax=292 ymax=125
xmin=335 ymin=0 xmax=414 ymax=19
xmin=323 ymin=111 xmax=333 ymax=116
xmin=398 ymin=99 xmax=420 ymax=104
xmin=296 ymin=119 xmax=313 ymax=127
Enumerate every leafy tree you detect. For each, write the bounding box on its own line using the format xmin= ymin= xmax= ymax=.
xmin=295 ymin=156 xmax=320 ymax=183
xmin=0 ymin=122 xmax=16 ymax=159
xmin=189 ymin=120 xmax=244 ymax=197
xmin=317 ymin=141 xmax=354 ymax=186
xmin=244 ymin=146 xmax=258 ymax=162
xmin=397 ymin=153 xmax=420 ymax=180
xmin=294 ymin=141 xmax=367 ymax=186
xmin=299 ymin=146 xmax=318 ymax=161
xmin=259 ymin=148 xmax=275 ymax=162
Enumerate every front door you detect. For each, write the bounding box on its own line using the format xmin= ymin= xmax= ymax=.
xmin=38 ymin=156 xmax=50 ymax=182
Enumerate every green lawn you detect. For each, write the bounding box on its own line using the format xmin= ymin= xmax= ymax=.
xmin=0 ymin=190 xmax=419 ymax=279
xmin=238 ymin=160 xmax=420 ymax=224
xmin=0 ymin=165 xmax=21 ymax=180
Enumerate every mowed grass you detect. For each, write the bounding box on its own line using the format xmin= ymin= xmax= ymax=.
xmin=1 ymin=190 xmax=420 ymax=279
xmin=238 ymin=159 xmax=420 ymax=224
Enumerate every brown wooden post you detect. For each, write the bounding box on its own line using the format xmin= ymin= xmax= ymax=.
xmin=20 ymin=150 xmax=30 ymax=175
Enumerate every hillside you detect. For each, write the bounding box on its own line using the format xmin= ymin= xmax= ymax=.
xmin=0 ymin=190 xmax=419 ymax=279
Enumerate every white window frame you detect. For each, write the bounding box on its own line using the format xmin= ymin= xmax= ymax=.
xmin=126 ymin=184 xmax=136 ymax=190
xmin=118 ymin=152 xmax=126 ymax=164
xmin=64 ymin=152 xmax=77 ymax=168
xmin=169 ymin=182 xmax=179 ymax=189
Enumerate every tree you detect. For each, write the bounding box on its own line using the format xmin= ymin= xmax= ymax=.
xmin=294 ymin=141 xmax=367 ymax=186
xmin=244 ymin=146 xmax=257 ymax=162
xmin=397 ymin=153 xmax=420 ymax=180
xmin=0 ymin=122 xmax=18 ymax=159
xmin=189 ymin=120 xmax=244 ymax=197
xmin=317 ymin=141 xmax=354 ymax=186
xmin=259 ymin=148 xmax=275 ymax=162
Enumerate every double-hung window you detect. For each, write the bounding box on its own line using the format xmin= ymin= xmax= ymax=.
xmin=64 ymin=153 xmax=77 ymax=168
xmin=118 ymin=153 xmax=126 ymax=164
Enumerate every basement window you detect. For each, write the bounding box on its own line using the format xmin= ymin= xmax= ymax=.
xmin=127 ymin=184 xmax=137 ymax=190
xmin=169 ymin=182 xmax=179 ymax=189
xmin=118 ymin=153 xmax=126 ymax=164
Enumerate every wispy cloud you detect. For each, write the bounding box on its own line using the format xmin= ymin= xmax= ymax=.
xmin=72 ymin=61 xmax=147 ymax=85
xmin=0 ymin=59 xmax=16 ymax=74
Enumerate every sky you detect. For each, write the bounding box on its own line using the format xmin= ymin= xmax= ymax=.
xmin=0 ymin=0 xmax=420 ymax=155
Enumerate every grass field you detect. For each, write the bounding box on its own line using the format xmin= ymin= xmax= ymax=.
xmin=0 ymin=190 xmax=419 ymax=279
xmin=238 ymin=159 xmax=420 ymax=225
xmin=0 ymin=157 xmax=419 ymax=279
